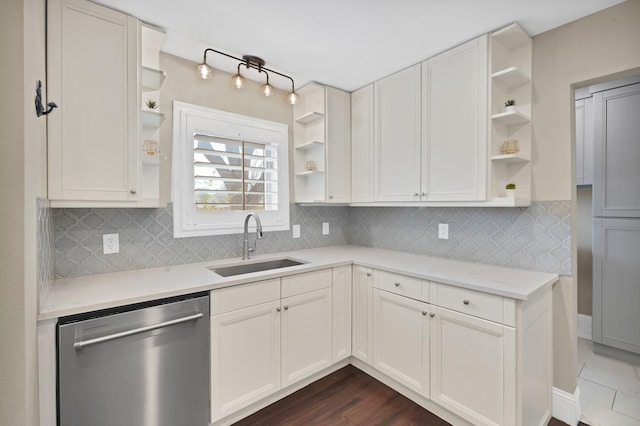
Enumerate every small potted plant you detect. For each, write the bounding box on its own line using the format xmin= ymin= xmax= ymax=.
xmin=145 ymin=99 xmax=159 ymax=110
xmin=505 ymin=182 xmax=516 ymax=198
xmin=504 ymin=99 xmax=516 ymax=113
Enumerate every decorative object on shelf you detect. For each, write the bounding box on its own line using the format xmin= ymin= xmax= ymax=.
xmin=142 ymin=139 xmax=159 ymax=156
xmin=305 ymin=160 xmax=316 ymax=171
xmin=505 ymin=182 xmax=516 ymax=198
xmin=145 ymin=99 xmax=158 ymax=110
xmin=504 ymin=99 xmax=516 ymax=113
xmin=500 ymin=139 xmax=520 ymax=155
xmin=34 ymin=80 xmax=58 ymax=117
xmin=196 ymin=48 xmax=298 ymax=105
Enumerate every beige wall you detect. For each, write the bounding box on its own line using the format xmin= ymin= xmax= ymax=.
xmin=576 ymin=187 xmax=593 ymax=315
xmin=532 ymin=0 xmax=640 ymax=393
xmin=158 ymin=52 xmax=294 ymax=205
xmin=1 ymin=0 xmax=47 ymax=424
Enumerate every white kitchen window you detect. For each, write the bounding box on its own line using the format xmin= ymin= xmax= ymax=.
xmin=172 ymin=102 xmax=289 ymax=237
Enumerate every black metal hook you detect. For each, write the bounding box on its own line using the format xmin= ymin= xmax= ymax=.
xmin=35 ymin=80 xmax=58 ymax=117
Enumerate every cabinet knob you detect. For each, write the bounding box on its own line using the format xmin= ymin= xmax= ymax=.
xmin=276 ymin=307 xmax=281 ymax=312
xmin=329 ymin=195 xmax=334 ymax=200
xmin=463 ymin=299 xmax=470 ymax=305
xmin=421 ymin=192 xmax=426 ymax=196
xmin=284 ymin=306 xmax=289 ymax=311
xmin=394 ymin=282 xmax=400 ymax=287
xmin=366 ymin=272 xmax=372 ymax=277
xmin=422 ymin=311 xmax=428 ymax=316
xmin=430 ymin=313 xmax=435 ymax=318
xmin=129 ymin=189 xmax=137 ymax=194
xmin=414 ymin=193 xmax=419 ymax=197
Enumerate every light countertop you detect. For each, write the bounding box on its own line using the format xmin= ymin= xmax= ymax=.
xmin=39 ymin=245 xmax=559 ymax=320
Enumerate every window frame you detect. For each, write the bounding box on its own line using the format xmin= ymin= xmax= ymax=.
xmin=172 ymin=102 xmax=290 ymax=238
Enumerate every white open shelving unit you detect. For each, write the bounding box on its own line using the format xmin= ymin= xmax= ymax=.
xmin=488 ymin=23 xmax=532 ymax=206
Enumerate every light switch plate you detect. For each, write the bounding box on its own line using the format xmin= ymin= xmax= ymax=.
xmin=103 ymin=233 xmax=119 ymax=254
xmin=292 ymin=224 xmax=300 ymax=239
xmin=438 ymin=223 xmax=449 ymax=240
xmin=322 ymin=222 xmax=330 ymax=235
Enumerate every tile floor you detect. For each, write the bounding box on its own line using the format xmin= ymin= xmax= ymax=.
xmin=577 ymin=338 xmax=640 ymax=426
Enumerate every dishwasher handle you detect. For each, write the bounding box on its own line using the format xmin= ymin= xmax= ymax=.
xmin=74 ymin=312 xmax=204 ymax=350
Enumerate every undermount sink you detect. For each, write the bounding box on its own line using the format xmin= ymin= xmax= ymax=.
xmin=209 ymin=258 xmax=306 ymax=277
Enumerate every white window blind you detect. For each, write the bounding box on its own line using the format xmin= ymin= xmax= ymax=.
xmin=193 ymin=134 xmax=279 ymax=211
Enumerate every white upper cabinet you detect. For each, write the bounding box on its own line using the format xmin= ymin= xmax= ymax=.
xmin=350 ymin=84 xmax=375 ymax=203
xmin=48 ymin=0 xmax=139 ymax=204
xmin=374 ymin=65 xmax=422 ymax=202
xmin=422 ymin=36 xmax=488 ymax=201
xmin=47 ymin=0 xmax=166 ymax=207
xmin=294 ymin=83 xmax=351 ymax=203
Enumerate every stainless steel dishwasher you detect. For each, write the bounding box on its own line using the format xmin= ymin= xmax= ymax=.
xmin=57 ymin=292 xmax=210 ymax=426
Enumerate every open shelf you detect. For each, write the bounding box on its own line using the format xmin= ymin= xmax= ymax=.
xmin=141 ymin=66 xmax=166 ymax=92
xmin=295 ymin=140 xmax=325 ymax=151
xmin=491 ymin=110 xmax=530 ymax=126
xmin=491 ymin=153 xmax=530 ymax=163
xmin=141 ymin=110 xmax=166 ymax=128
xmin=295 ymin=170 xmax=325 ymax=177
xmin=492 ymin=23 xmax=530 ymax=51
xmin=295 ymin=111 xmax=324 ymax=125
xmin=492 ymin=67 xmax=530 ymax=88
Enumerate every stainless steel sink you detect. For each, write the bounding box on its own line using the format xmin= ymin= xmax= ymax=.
xmin=209 ymin=258 xmax=306 ymax=277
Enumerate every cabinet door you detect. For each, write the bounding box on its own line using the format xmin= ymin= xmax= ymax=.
xmin=48 ymin=0 xmax=139 ymax=202
xmin=422 ymin=36 xmax=488 ymax=201
xmin=593 ymin=82 xmax=640 ymax=217
xmin=576 ymin=96 xmax=594 ymax=186
xmin=351 ymin=84 xmax=375 ymax=203
xmin=326 ymin=87 xmax=351 ymax=203
xmin=210 ymin=300 xmax=281 ymax=421
xmin=374 ymin=65 xmax=422 ymax=201
xmin=352 ymin=266 xmax=373 ymax=364
xmin=593 ymin=219 xmax=640 ymax=354
xmin=373 ymin=289 xmax=429 ymax=397
xmin=431 ymin=306 xmax=516 ymax=426
xmin=332 ymin=266 xmax=352 ymax=362
xmin=281 ymin=288 xmax=332 ymax=387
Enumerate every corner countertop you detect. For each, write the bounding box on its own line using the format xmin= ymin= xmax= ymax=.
xmin=39 ymin=245 xmax=559 ymax=321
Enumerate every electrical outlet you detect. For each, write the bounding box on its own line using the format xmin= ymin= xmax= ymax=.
xmin=292 ymin=224 xmax=301 ymax=239
xmin=322 ymin=222 xmax=330 ymax=235
xmin=438 ymin=223 xmax=449 ymax=240
xmin=103 ymin=233 xmax=119 ymax=254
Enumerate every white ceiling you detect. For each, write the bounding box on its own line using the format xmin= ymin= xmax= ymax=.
xmin=95 ymin=0 xmax=625 ymax=92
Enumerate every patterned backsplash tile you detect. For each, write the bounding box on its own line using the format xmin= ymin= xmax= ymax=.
xmin=48 ymin=201 xmax=571 ymax=278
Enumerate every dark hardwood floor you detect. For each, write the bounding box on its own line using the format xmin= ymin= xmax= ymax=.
xmin=233 ymin=365 xmax=586 ymax=426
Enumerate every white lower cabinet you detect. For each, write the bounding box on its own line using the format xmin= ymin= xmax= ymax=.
xmin=352 ymin=265 xmax=373 ymax=364
xmin=430 ymin=306 xmax=516 ymax=426
xmin=373 ymin=289 xmax=430 ymax=397
xmin=332 ymin=265 xmax=353 ymax=362
xmin=281 ymin=287 xmax=333 ymax=387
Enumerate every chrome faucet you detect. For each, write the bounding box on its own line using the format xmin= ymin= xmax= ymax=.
xmin=242 ymin=213 xmax=264 ymax=260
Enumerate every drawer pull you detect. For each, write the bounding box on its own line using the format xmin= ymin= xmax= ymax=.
xmin=422 ymin=311 xmax=428 ymax=316
xmin=276 ymin=307 xmax=281 ymax=312
xmin=463 ymin=299 xmax=470 ymax=305
xmin=429 ymin=313 xmax=435 ymax=318
xmin=366 ymin=273 xmax=372 ymax=277
xmin=284 ymin=306 xmax=289 ymax=311
xmin=394 ymin=282 xmax=400 ymax=287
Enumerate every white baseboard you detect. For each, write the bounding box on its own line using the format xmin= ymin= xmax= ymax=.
xmin=578 ymin=314 xmax=592 ymax=340
xmin=553 ymin=386 xmax=581 ymax=426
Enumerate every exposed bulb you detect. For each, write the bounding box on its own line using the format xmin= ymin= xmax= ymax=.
xmin=197 ymin=63 xmax=213 ymax=80
xmin=231 ymin=74 xmax=245 ymax=89
xmin=262 ymin=83 xmax=274 ymax=97
xmin=287 ymin=92 xmax=299 ymax=105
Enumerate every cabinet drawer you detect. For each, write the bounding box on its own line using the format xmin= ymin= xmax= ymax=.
xmin=433 ymin=283 xmax=514 ymax=325
xmin=211 ymin=278 xmax=280 ymax=315
xmin=374 ymin=270 xmax=423 ymax=301
xmin=282 ymin=269 xmax=332 ymax=298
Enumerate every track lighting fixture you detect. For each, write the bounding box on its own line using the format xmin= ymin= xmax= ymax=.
xmin=197 ymin=48 xmax=298 ymax=104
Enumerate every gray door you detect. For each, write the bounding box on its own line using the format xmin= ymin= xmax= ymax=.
xmin=593 ymin=82 xmax=640 ymax=217
xmin=593 ymin=218 xmax=640 ymax=354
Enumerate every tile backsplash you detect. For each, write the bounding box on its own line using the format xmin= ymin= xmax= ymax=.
xmin=48 ymin=201 xmax=571 ymax=279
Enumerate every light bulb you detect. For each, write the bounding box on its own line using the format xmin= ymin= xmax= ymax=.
xmin=287 ymin=92 xmax=299 ymax=105
xmin=197 ymin=63 xmax=213 ymax=80
xmin=232 ymin=74 xmax=245 ymax=89
xmin=262 ymin=83 xmax=274 ymax=97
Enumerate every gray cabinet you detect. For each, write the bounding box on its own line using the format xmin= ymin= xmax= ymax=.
xmin=593 ymin=82 xmax=640 ymax=217
xmin=593 ymin=219 xmax=640 ymax=354
xmin=575 ymin=95 xmax=594 ymax=186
